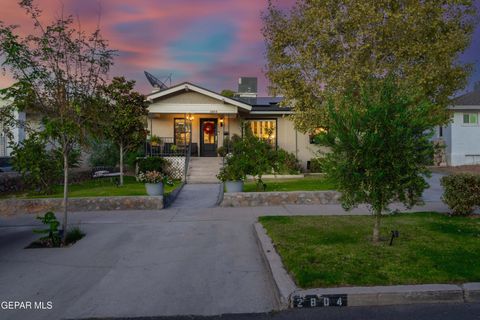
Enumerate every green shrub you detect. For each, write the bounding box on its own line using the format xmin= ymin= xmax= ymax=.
xmin=309 ymin=158 xmax=324 ymax=173
xmin=441 ymin=174 xmax=480 ymax=215
xmin=65 ymin=227 xmax=85 ymax=245
xmin=88 ymin=139 xmax=119 ymax=167
xmin=137 ymin=157 xmax=168 ymax=173
xmin=11 ymin=134 xmax=63 ymax=194
xmin=274 ymin=149 xmax=301 ymax=174
xmin=33 ymin=211 xmax=61 ymax=247
xmin=217 ymin=146 xmax=227 ymax=157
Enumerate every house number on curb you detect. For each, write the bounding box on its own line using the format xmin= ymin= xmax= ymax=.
xmin=292 ymin=294 xmax=347 ymax=308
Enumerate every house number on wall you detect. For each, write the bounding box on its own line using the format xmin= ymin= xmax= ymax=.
xmin=292 ymin=294 xmax=347 ymax=308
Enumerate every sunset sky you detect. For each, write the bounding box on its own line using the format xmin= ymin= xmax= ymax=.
xmin=1 ymin=0 xmax=479 ymax=96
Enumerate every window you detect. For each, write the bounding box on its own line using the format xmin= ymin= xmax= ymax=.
xmin=439 ymin=126 xmax=443 ymax=138
xmin=247 ymin=119 xmax=276 ymax=146
xmin=463 ymin=113 xmax=478 ymax=125
xmin=174 ymin=119 xmax=191 ymax=145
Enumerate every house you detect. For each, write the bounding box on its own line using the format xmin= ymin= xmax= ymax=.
xmin=435 ymin=86 xmax=480 ymax=166
xmin=146 ymin=77 xmax=320 ymax=170
xmin=0 ymin=99 xmax=26 ymax=158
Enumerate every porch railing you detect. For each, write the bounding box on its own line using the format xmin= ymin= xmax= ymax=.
xmin=145 ymin=137 xmax=197 ymax=157
xmin=144 ymin=137 xmax=194 ymax=182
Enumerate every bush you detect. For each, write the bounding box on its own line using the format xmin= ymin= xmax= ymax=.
xmin=274 ymin=149 xmax=301 ymax=174
xmin=137 ymin=157 xmax=168 ymax=173
xmin=441 ymin=174 xmax=480 ymax=215
xmin=217 ymin=146 xmax=227 ymax=157
xmin=65 ymin=227 xmax=85 ymax=245
xmin=309 ymin=158 xmax=324 ymax=173
xmin=89 ymin=139 xmax=119 ymax=167
xmin=11 ymin=134 xmax=62 ymax=194
xmin=33 ymin=211 xmax=61 ymax=247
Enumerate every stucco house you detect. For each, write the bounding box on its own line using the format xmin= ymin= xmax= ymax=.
xmin=146 ymin=77 xmax=319 ymax=170
xmin=434 ymin=86 xmax=480 ymax=166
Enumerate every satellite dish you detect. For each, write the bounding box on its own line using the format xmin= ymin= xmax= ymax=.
xmin=144 ymin=71 xmax=171 ymax=90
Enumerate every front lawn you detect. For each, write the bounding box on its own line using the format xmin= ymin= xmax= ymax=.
xmin=259 ymin=213 xmax=480 ymax=288
xmin=2 ymin=176 xmax=181 ymax=199
xmin=244 ymin=176 xmax=335 ymax=192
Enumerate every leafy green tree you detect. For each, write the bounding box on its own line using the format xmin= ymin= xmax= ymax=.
xmin=263 ymin=0 xmax=477 ymax=131
xmin=88 ymin=139 xmax=119 ymax=168
xmin=317 ymin=78 xmax=434 ymax=243
xmin=0 ymin=1 xmax=115 ymax=241
xmin=11 ymin=134 xmax=62 ymax=194
xmin=101 ymin=77 xmax=148 ymax=186
xmin=220 ymin=89 xmax=236 ymax=98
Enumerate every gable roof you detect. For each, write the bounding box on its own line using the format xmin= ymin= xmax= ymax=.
xmin=453 ymin=88 xmax=480 ymax=106
xmin=146 ymin=82 xmax=252 ymax=111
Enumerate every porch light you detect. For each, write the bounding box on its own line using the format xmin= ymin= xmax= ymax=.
xmin=219 ymin=118 xmax=224 ymax=127
xmin=186 ymin=114 xmax=194 ymax=121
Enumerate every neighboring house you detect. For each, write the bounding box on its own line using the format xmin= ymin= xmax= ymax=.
xmin=146 ymin=77 xmax=320 ymax=169
xmin=0 ymin=99 xmax=26 ymax=158
xmin=434 ymin=86 xmax=480 ymax=166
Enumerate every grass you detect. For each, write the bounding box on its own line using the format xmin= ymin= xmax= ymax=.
xmin=244 ymin=176 xmax=335 ymax=192
xmin=259 ymin=212 xmax=480 ymax=288
xmin=2 ymin=176 xmax=181 ymax=199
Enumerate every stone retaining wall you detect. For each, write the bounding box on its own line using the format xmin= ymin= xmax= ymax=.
xmin=0 ymin=196 xmax=164 ymax=216
xmin=220 ymin=191 xmax=341 ymax=207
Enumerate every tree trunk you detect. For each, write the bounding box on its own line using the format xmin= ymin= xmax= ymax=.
xmin=62 ymin=151 xmax=69 ymax=243
xmin=372 ymin=209 xmax=381 ymax=243
xmin=119 ymin=142 xmax=124 ymax=186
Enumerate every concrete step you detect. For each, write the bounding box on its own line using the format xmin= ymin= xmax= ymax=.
xmin=186 ymin=157 xmax=223 ymax=183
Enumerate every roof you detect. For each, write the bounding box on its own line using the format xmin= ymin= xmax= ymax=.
xmin=146 ymin=82 xmax=252 ymax=111
xmin=452 ymin=88 xmax=480 ymax=108
xmin=235 ymin=96 xmax=292 ymax=113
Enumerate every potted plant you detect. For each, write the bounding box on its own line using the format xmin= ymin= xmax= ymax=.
xmin=217 ymin=158 xmax=246 ymax=192
xmin=136 ymin=170 xmax=171 ymax=196
xmin=149 ymin=135 xmax=161 ymax=147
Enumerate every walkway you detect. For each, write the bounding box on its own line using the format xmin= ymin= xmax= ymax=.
xmin=169 ymin=183 xmax=222 ymax=208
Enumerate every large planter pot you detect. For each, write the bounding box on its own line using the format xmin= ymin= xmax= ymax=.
xmin=145 ymin=182 xmax=164 ymax=196
xmin=225 ymin=180 xmax=244 ymax=193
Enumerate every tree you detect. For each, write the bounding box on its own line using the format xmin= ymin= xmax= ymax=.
xmin=101 ymin=77 xmax=148 ymax=186
xmin=0 ymin=1 xmax=115 ymax=242
xmin=220 ymin=89 xmax=236 ymax=98
xmin=263 ymin=0 xmax=477 ymax=132
xmin=317 ymin=78 xmax=435 ymax=243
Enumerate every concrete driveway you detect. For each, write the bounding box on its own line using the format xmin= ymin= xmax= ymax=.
xmin=0 ymin=208 xmax=278 ymax=320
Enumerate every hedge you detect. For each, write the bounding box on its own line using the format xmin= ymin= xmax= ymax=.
xmin=441 ymin=173 xmax=480 ymax=215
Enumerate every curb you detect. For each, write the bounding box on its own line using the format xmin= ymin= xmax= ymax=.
xmin=253 ymin=221 xmax=480 ymax=309
xmin=163 ymin=182 xmax=186 ymax=208
xmin=253 ymin=223 xmax=297 ymax=309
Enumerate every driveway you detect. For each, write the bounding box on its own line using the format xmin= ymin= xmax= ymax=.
xmin=0 ymin=208 xmax=278 ymax=320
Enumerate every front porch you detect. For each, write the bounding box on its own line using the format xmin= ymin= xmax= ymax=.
xmin=146 ymin=113 xmax=241 ymax=157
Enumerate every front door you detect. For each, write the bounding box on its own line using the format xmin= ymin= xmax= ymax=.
xmin=200 ymin=119 xmax=218 ymax=157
